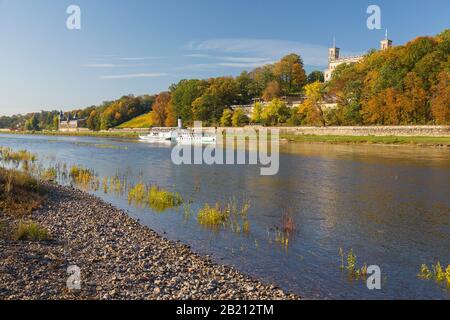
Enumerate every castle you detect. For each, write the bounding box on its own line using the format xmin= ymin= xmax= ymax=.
xmin=324 ymin=31 xmax=393 ymax=82
xmin=58 ymin=111 xmax=87 ymax=132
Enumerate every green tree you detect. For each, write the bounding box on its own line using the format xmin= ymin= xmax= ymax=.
xmin=191 ymin=77 xmax=239 ymax=124
xmin=307 ymin=71 xmax=325 ymax=83
xmin=220 ymin=109 xmax=233 ymax=127
xmin=273 ymin=54 xmax=307 ymax=94
xmin=25 ymin=114 xmax=39 ymax=131
xmin=87 ymin=110 xmax=100 ymax=131
xmin=170 ymin=79 xmax=208 ymax=123
xmin=260 ymin=99 xmax=291 ymax=126
xmin=232 ymin=109 xmax=249 ymax=127
xmin=294 ymin=82 xmax=325 ymax=126
xmin=251 ymin=102 xmax=263 ymax=123
xmin=53 ymin=115 xmax=60 ymax=131
xmin=236 ymin=71 xmax=258 ymax=104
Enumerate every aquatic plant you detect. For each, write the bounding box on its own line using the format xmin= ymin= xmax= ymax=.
xmin=102 ymin=177 xmax=109 ymax=193
xmin=148 ymin=185 xmax=182 ymax=211
xmin=69 ymin=165 xmax=97 ymax=189
xmin=128 ymin=182 xmax=146 ymax=205
xmin=110 ymin=176 xmax=124 ymax=194
xmin=339 ymin=248 xmax=345 ymax=269
xmin=338 ymin=248 xmax=370 ymax=280
xmin=0 ymin=147 xmax=37 ymax=164
xmin=41 ymin=167 xmax=58 ymax=182
xmin=419 ymin=261 xmax=450 ymax=287
xmin=273 ymin=228 xmax=289 ymax=249
xmin=281 ymin=209 xmax=296 ymax=235
xmin=242 ymin=220 xmax=250 ymax=234
xmin=446 ymin=265 xmax=450 ymax=285
xmin=198 ymin=203 xmax=228 ymax=228
xmin=182 ymin=202 xmax=194 ymax=221
xmin=347 ymin=249 xmax=357 ymax=273
xmin=127 ymin=182 xmax=182 ymax=211
xmin=418 ymin=264 xmax=432 ymax=279
xmin=16 ymin=220 xmax=50 ymax=241
xmin=197 ymin=199 xmax=251 ymax=233
xmin=433 ymin=262 xmax=446 ymax=282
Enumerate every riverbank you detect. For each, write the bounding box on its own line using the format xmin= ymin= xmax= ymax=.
xmin=279 ymin=134 xmax=450 ymax=147
xmin=0 ymin=182 xmax=298 ymax=300
xmin=2 ymin=127 xmax=450 ymax=147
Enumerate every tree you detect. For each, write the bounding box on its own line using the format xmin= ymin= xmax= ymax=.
xmin=294 ymin=82 xmax=325 ymax=126
xmin=151 ymin=92 xmax=171 ymax=127
xmin=53 ymin=115 xmax=60 ymax=131
xmin=397 ymin=72 xmax=428 ymax=124
xmin=273 ymin=54 xmax=307 ymax=94
xmin=262 ymin=81 xmax=281 ymax=102
xmin=170 ymin=79 xmax=208 ymax=122
xmin=220 ymin=109 xmax=233 ymax=127
xmin=191 ymin=77 xmax=239 ymax=124
xmin=25 ymin=114 xmax=39 ymax=131
xmin=307 ymin=71 xmax=325 ymax=83
xmin=249 ymin=64 xmax=275 ymax=96
xmin=260 ymin=99 xmax=291 ymax=126
xmin=431 ymin=71 xmax=450 ymax=124
xmin=232 ymin=109 xmax=249 ymax=127
xmin=236 ymin=71 xmax=258 ymax=104
xmin=164 ymin=100 xmax=177 ymax=127
xmin=251 ymin=102 xmax=263 ymax=123
xmin=87 ymin=110 xmax=100 ymax=131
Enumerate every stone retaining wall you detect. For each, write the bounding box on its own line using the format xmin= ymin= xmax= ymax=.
xmin=207 ymin=126 xmax=450 ymax=137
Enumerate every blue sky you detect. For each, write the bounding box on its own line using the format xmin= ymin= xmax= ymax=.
xmin=0 ymin=0 xmax=449 ymax=115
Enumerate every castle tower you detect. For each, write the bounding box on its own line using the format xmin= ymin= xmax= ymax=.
xmin=328 ymin=37 xmax=340 ymax=62
xmin=380 ymin=29 xmax=393 ymax=51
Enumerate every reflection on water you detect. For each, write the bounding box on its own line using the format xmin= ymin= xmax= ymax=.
xmin=1 ymin=134 xmax=449 ymax=299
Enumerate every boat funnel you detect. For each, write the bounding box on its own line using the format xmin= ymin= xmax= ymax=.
xmin=178 ymin=118 xmax=182 ymax=129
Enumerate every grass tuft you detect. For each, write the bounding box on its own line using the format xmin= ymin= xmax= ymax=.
xmin=16 ymin=220 xmax=50 ymax=241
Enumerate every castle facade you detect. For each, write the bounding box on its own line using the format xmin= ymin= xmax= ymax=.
xmin=324 ymin=34 xmax=393 ymax=82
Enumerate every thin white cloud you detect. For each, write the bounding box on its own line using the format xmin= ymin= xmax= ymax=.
xmin=99 ymin=73 xmax=169 ymax=79
xmin=188 ymin=38 xmax=332 ymax=66
xmin=185 ymin=54 xmax=272 ymax=64
xmin=184 ymin=54 xmax=212 ymax=58
xmin=217 ymin=61 xmax=276 ymax=68
xmin=119 ymin=56 xmax=160 ymax=61
xmin=219 ymin=57 xmax=271 ymax=63
xmin=81 ymin=63 xmax=117 ymax=68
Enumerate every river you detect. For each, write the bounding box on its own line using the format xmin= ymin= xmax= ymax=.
xmin=1 ymin=133 xmax=449 ymax=299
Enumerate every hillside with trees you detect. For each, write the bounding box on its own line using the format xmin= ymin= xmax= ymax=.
xmin=1 ymin=29 xmax=448 ymax=131
xmin=325 ymin=29 xmax=450 ymax=125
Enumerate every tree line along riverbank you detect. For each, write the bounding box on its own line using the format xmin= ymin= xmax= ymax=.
xmin=1 ymin=127 xmax=449 ymax=147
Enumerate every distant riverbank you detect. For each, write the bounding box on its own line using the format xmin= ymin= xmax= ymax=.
xmin=1 ymin=126 xmax=449 ymax=147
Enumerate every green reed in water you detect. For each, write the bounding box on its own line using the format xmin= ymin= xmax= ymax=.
xmin=128 ymin=182 xmax=182 ymax=212
xmin=69 ymin=165 xmax=98 ymax=190
xmin=339 ymin=248 xmax=369 ymax=280
xmin=0 ymin=147 xmax=37 ymax=164
xmin=197 ymin=198 xmax=250 ymax=234
xmin=419 ymin=262 xmax=450 ymax=286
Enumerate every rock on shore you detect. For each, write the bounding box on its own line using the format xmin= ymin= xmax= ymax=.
xmin=0 ymin=184 xmax=298 ymax=300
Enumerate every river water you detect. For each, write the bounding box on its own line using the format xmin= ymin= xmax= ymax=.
xmin=1 ymin=133 xmax=449 ymax=299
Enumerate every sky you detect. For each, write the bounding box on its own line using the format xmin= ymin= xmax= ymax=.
xmin=0 ymin=0 xmax=449 ymax=115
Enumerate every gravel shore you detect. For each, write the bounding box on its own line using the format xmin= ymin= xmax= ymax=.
xmin=0 ymin=183 xmax=298 ymax=300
